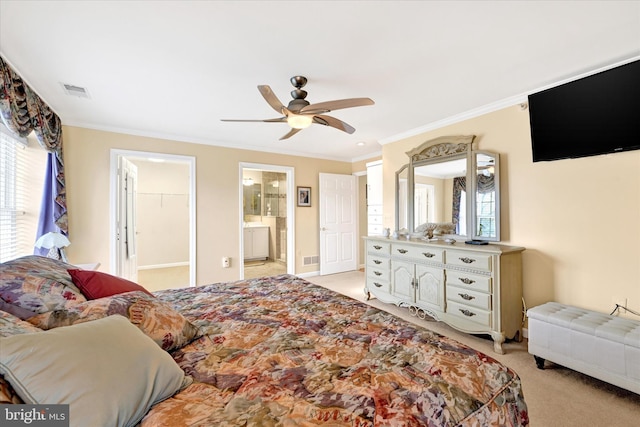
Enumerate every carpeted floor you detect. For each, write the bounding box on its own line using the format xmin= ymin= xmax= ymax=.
xmin=307 ymin=270 xmax=640 ymax=427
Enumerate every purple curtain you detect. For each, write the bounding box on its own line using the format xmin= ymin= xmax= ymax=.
xmin=0 ymin=56 xmax=67 ymax=253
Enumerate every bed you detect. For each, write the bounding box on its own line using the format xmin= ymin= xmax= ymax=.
xmin=0 ymin=255 xmax=529 ymax=426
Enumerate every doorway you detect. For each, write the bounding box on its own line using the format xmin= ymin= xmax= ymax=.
xmin=319 ymin=173 xmax=358 ymax=275
xmin=110 ymin=150 xmax=196 ymax=290
xmin=239 ymin=163 xmax=294 ymax=279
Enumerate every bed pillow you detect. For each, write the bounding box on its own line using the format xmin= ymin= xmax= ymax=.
xmin=68 ymin=269 xmax=153 ymax=299
xmin=0 ymin=255 xmax=86 ymax=314
xmin=0 ymin=298 xmax=37 ymax=320
xmin=0 ymin=309 xmax=42 ymax=337
xmin=0 ymin=310 xmax=40 ymax=403
xmin=0 ymin=255 xmax=78 ymax=288
xmin=0 ymin=315 xmax=187 ymax=427
xmin=28 ymin=291 xmax=201 ymax=352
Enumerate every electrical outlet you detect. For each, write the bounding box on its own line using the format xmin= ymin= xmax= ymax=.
xmin=222 ymin=257 xmax=230 ymax=268
xmin=611 ymin=296 xmax=628 ymax=315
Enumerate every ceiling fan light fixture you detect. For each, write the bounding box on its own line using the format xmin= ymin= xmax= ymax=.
xmin=287 ymin=114 xmax=313 ymax=129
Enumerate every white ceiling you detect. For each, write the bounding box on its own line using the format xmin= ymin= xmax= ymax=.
xmin=1 ymin=1 xmax=638 ymax=162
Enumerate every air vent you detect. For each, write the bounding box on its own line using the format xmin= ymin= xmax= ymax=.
xmin=61 ymin=83 xmax=90 ymax=99
xmin=303 ymin=256 xmax=319 ymax=266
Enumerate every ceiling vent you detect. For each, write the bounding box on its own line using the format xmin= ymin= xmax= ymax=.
xmin=61 ymin=83 xmax=90 ymax=99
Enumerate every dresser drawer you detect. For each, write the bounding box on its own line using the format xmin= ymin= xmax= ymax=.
xmin=367 ymin=256 xmax=390 ymax=270
xmin=447 ymin=285 xmax=491 ymax=311
xmin=367 ymin=205 xmax=383 ymax=215
xmin=447 ymin=300 xmax=491 ymax=327
xmin=367 ymin=240 xmax=390 ymax=254
xmin=446 ymin=270 xmax=491 ymax=293
xmin=366 ymin=276 xmax=390 ymax=294
xmin=368 ymin=225 xmax=383 ymax=236
xmin=446 ymin=250 xmax=492 ymax=271
xmin=392 ymin=244 xmax=444 ymax=263
xmin=368 ymin=215 xmax=383 ymax=225
xmin=367 ymin=265 xmax=390 ymax=282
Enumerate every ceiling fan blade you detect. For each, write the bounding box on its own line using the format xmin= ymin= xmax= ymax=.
xmin=279 ymin=128 xmax=302 ymax=140
xmin=258 ymin=85 xmax=286 ymax=114
xmin=221 ymin=117 xmax=286 ymax=123
xmin=313 ymin=115 xmax=356 ymax=134
xmin=300 ymin=98 xmax=374 ymax=115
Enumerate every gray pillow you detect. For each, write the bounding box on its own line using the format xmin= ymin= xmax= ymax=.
xmin=0 ymin=315 xmax=187 ymax=427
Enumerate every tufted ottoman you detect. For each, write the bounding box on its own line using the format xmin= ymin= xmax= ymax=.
xmin=527 ymin=302 xmax=640 ymax=394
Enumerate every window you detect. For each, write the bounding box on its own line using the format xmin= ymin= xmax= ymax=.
xmin=476 ymin=191 xmax=496 ymax=237
xmin=0 ymin=125 xmax=46 ymax=262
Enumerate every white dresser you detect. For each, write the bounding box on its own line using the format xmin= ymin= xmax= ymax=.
xmin=364 ymin=236 xmax=524 ymax=353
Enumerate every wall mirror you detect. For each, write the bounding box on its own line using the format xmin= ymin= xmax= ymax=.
xmin=397 ymin=135 xmax=501 ymax=242
xmin=243 ymin=183 xmax=262 ymax=216
xmin=395 ymin=164 xmax=409 ymax=230
xmin=473 ymin=151 xmax=500 ymax=240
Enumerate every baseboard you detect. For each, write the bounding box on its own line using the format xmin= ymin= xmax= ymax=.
xmin=296 ymin=271 xmax=320 ymax=279
xmin=138 ymin=261 xmax=189 ymax=271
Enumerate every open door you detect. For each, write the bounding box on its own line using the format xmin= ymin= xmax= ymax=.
xmin=319 ymin=173 xmax=357 ymax=275
xmin=116 ymin=156 xmax=138 ymax=282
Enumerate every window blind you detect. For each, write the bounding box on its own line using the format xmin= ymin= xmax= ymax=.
xmin=0 ymin=125 xmax=37 ymax=263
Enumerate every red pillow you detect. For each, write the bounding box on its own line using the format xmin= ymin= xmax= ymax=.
xmin=67 ymin=269 xmax=153 ymax=300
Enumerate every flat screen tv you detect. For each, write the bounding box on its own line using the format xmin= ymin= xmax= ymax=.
xmin=528 ymin=59 xmax=640 ymax=162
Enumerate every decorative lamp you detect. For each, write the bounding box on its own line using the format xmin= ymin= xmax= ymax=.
xmin=34 ymin=232 xmax=71 ymax=263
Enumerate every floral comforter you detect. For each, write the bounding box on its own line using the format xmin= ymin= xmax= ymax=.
xmin=144 ymin=274 xmax=528 ymax=426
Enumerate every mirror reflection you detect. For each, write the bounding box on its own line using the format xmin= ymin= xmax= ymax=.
xmin=474 ymin=152 xmax=499 ymax=240
xmin=396 ymin=165 xmax=409 ymax=230
xmin=413 ymin=157 xmax=467 ymax=236
xmin=243 ymin=182 xmax=261 ymax=216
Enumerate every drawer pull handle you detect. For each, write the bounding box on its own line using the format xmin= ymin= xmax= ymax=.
xmin=373 ymin=259 xmax=382 ymax=264
xmin=459 ymin=309 xmax=476 ymax=317
xmin=373 ymin=245 xmax=382 ymax=250
xmin=458 ymin=293 xmax=474 ymax=301
xmin=459 ymin=257 xmax=476 ymax=264
xmin=459 ymin=277 xmax=476 ymax=285
xmin=422 ymin=252 xmax=435 ymax=258
xmin=374 ymin=271 xmax=382 ymax=276
xmin=397 ymin=249 xmax=408 ymax=254
xmin=373 ymin=282 xmax=382 ymax=288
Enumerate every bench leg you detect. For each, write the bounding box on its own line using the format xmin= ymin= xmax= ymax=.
xmin=534 ymin=355 xmax=545 ymax=370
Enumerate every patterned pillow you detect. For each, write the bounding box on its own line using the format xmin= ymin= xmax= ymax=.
xmin=0 ymin=308 xmax=42 ymax=337
xmin=0 ymin=255 xmax=86 ymax=314
xmin=0 ymin=298 xmax=37 ymax=320
xmin=28 ymin=291 xmax=201 ymax=352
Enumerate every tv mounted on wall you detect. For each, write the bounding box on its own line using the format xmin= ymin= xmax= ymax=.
xmin=528 ymin=59 xmax=640 ymax=162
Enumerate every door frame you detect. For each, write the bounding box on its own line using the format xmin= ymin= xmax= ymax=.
xmin=110 ymin=149 xmax=197 ymax=286
xmin=239 ymin=162 xmax=295 ymax=278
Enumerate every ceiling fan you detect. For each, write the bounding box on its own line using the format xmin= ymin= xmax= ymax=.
xmin=221 ymin=76 xmax=374 ymax=140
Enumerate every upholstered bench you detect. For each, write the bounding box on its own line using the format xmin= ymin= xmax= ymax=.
xmin=527 ymin=302 xmax=640 ymax=394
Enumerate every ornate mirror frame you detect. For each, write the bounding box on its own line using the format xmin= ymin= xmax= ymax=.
xmin=398 ymin=135 xmax=501 ymax=242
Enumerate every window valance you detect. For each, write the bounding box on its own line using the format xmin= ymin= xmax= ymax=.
xmin=0 ymin=56 xmax=67 ymax=235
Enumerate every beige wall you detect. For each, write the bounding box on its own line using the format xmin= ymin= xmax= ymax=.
xmin=382 ymin=104 xmax=640 ymax=317
xmin=63 ymin=126 xmax=352 ymax=285
xmin=130 ymin=159 xmax=190 ymax=267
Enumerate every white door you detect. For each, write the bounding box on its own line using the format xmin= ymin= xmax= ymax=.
xmin=319 ymin=173 xmax=357 ymax=275
xmin=116 ymin=156 xmax=138 ymax=282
